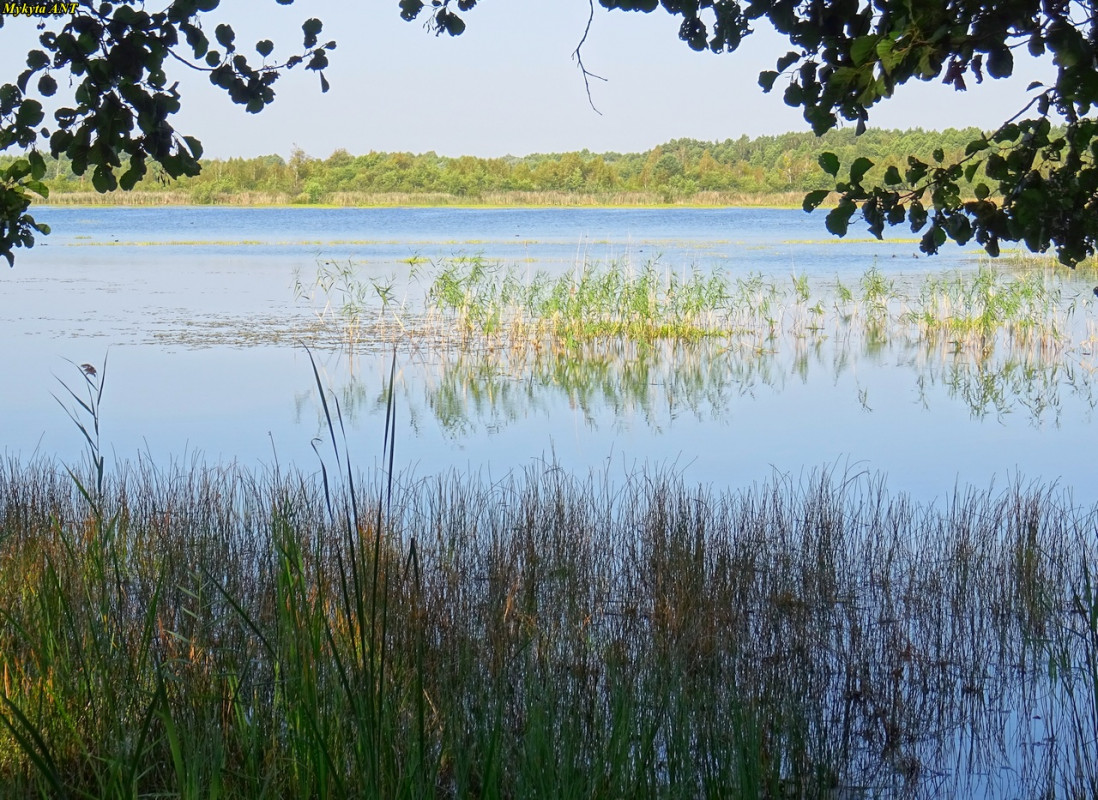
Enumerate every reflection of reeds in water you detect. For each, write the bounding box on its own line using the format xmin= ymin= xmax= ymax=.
xmin=2 ymin=458 xmax=1097 ymax=797
xmin=315 ymin=332 xmax=1094 ymax=439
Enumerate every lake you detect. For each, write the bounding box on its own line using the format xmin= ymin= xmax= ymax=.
xmin=5 ymin=204 xmax=1098 ymax=798
xmin=4 ymin=205 xmax=1097 ymax=505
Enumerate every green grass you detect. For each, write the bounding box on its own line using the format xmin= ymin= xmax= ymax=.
xmin=380 ymin=256 xmax=1083 ymax=355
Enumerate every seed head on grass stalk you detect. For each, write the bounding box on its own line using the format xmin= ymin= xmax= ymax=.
xmin=53 ymin=352 xmax=109 ymax=510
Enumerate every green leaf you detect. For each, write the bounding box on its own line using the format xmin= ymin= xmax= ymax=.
xmin=215 ymin=24 xmax=235 ymax=50
xmin=850 ymin=35 xmax=877 ymax=66
xmin=974 ymin=183 xmax=990 ymax=200
xmin=849 ymin=156 xmax=873 ymax=185
xmin=987 ymin=45 xmax=1013 ymax=78
xmin=302 ymin=18 xmax=323 ymax=47
xmin=932 ymin=148 xmax=944 ymax=163
xmin=908 ymin=200 xmax=927 ymax=231
xmin=91 ymin=165 xmax=116 ymax=193
xmin=758 ymin=71 xmax=778 ymax=92
xmin=25 ymin=50 xmax=49 ymax=70
xmin=182 ymin=136 xmax=203 ymax=159
xmin=818 ymin=152 xmax=840 ymax=176
xmin=825 ymin=200 xmax=856 ymax=237
xmin=399 ymin=0 xmax=425 ymax=21
xmin=437 ymin=10 xmax=465 ymax=36
xmin=776 ymin=51 xmax=800 ymax=71
xmin=256 ymin=39 xmax=274 ymax=57
xmin=16 ymin=100 xmax=44 ymax=128
xmin=27 ymin=152 xmax=45 ymax=181
xmin=883 ymin=165 xmax=901 ymax=185
xmin=802 ymin=189 xmax=830 ymax=212
xmin=37 ymin=74 xmax=57 ymax=97
xmin=783 ymin=83 xmax=804 ymax=106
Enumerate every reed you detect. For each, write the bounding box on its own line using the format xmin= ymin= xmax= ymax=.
xmin=403 ymin=256 xmax=1083 ymax=357
xmin=2 ymin=442 xmax=1097 ymax=797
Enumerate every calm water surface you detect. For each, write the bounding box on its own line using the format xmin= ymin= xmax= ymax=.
xmin=4 ymin=205 xmax=1097 ymax=505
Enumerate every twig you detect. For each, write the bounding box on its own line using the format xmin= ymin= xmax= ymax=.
xmin=573 ymin=0 xmax=607 ymax=115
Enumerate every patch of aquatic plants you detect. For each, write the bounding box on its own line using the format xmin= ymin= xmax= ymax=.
xmin=415 ymin=256 xmax=1084 ymax=352
xmin=423 ymin=254 xmax=738 ymax=344
xmin=2 ymin=448 xmax=1098 ymax=797
xmin=294 ymin=259 xmax=410 ymax=350
xmin=289 ymin=254 xmax=1094 ymax=371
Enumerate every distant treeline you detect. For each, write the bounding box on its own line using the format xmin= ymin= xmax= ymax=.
xmin=10 ymin=128 xmax=990 ymax=205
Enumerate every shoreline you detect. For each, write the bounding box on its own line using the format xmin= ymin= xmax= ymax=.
xmin=34 ymin=189 xmax=810 ymax=211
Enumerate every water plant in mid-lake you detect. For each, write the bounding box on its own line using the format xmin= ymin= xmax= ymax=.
xmin=290 ymin=253 xmax=1094 ymax=362
xmin=283 ymin=255 xmax=1098 ymax=434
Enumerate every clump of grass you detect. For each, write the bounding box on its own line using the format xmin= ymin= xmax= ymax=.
xmin=907 ymin=267 xmax=1070 ymax=348
xmin=294 ymin=259 xmax=408 ymax=350
xmin=423 ymin=254 xmax=739 ymax=346
xmin=286 ymin=254 xmax=1091 ymax=374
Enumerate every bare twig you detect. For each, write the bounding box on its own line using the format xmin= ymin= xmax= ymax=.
xmin=573 ymin=0 xmax=607 ymax=115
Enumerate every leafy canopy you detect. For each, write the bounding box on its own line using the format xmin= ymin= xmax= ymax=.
xmin=407 ymin=0 xmax=1098 ymax=267
xmin=0 ymin=0 xmax=333 ymax=265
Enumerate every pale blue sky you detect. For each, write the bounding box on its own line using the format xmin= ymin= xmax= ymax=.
xmin=3 ymin=2 xmax=1057 ymax=159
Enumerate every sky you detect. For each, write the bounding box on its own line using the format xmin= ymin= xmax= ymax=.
xmin=1 ymin=2 xmax=1059 ymax=160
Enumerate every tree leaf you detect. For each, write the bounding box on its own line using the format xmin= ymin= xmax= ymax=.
xmin=850 ymin=36 xmax=877 ymax=66
xmin=818 ymin=152 xmax=840 ymax=176
xmin=987 ymin=45 xmax=1013 ymax=78
xmin=825 ymin=200 xmax=856 ymax=236
xmin=215 ymin=24 xmax=235 ymax=51
xmin=849 ymin=156 xmax=873 ymax=185
xmin=802 ymin=189 xmax=830 ymax=212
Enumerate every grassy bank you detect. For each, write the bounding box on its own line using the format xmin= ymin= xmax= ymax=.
xmin=2 ymin=452 xmax=1096 ymax=798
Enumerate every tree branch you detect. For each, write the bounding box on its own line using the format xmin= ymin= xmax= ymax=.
xmin=573 ymin=0 xmax=607 ymax=115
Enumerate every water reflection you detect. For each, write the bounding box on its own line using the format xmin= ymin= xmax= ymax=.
xmin=308 ymin=329 xmax=1095 ymax=440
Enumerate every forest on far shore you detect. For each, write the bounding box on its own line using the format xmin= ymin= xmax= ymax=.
xmin=8 ymin=127 xmax=994 ymax=206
